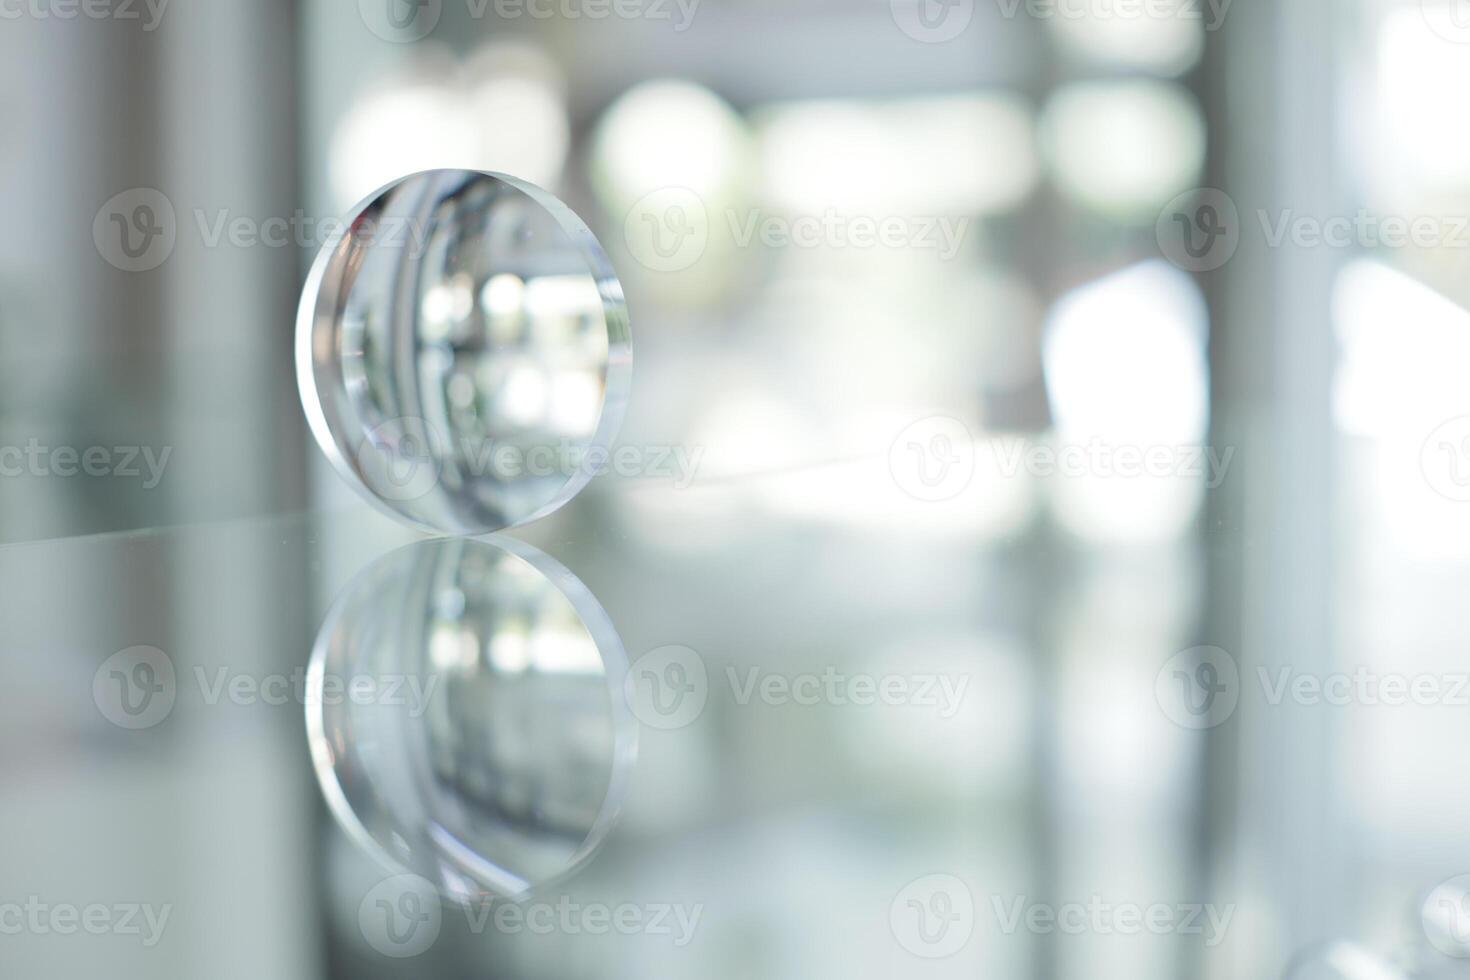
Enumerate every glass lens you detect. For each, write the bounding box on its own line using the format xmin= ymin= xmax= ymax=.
xmin=298 ymin=169 xmax=631 ymax=533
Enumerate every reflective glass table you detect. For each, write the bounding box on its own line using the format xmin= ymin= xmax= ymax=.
xmin=2 ymin=473 xmax=1468 ymax=980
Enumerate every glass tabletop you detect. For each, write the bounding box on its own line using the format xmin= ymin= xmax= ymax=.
xmin=3 ymin=465 xmax=1468 ymax=979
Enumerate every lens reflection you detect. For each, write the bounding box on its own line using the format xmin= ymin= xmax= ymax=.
xmin=306 ymin=536 xmax=635 ymax=905
xmin=297 ymin=169 xmax=631 ymax=534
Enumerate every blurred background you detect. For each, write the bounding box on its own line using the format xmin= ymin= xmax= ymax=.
xmin=4 ymin=0 xmax=1470 ymax=977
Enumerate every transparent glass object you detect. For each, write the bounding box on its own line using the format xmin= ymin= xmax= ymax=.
xmin=306 ymin=536 xmax=636 ymax=904
xmin=297 ymin=170 xmax=631 ymax=533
